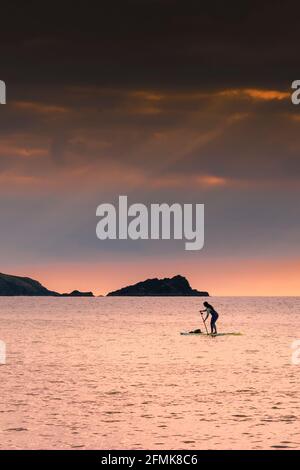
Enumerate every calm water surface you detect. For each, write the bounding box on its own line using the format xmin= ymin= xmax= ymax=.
xmin=0 ymin=297 xmax=299 ymax=449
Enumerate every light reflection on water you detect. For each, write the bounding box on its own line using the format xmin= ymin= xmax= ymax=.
xmin=0 ymin=296 xmax=299 ymax=449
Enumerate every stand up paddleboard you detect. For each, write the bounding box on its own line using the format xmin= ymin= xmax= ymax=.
xmin=180 ymin=332 xmax=242 ymax=336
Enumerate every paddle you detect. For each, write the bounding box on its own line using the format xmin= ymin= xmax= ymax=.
xmin=200 ymin=311 xmax=209 ymax=335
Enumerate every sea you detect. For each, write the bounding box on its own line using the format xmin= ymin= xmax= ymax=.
xmin=0 ymin=296 xmax=299 ymax=449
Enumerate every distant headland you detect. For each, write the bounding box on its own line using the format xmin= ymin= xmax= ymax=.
xmin=0 ymin=272 xmax=209 ymax=297
xmin=0 ymin=273 xmax=93 ymax=297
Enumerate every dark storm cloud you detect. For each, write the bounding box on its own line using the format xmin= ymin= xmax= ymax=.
xmin=0 ymin=84 xmax=299 ymax=184
xmin=1 ymin=1 xmax=300 ymax=89
xmin=170 ymin=106 xmax=300 ymax=182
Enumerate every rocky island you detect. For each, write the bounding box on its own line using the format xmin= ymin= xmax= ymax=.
xmin=107 ymin=275 xmax=209 ymax=296
xmin=61 ymin=290 xmax=94 ymax=297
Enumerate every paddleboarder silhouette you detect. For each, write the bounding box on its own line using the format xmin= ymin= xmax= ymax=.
xmin=200 ymin=301 xmax=219 ymax=335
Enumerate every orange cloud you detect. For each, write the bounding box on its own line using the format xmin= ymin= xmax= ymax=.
xmin=0 ymin=142 xmax=48 ymax=158
xmin=13 ymin=100 xmax=69 ymax=115
xmin=129 ymin=90 xmax=164 ymax=101
xmin=0 ymin=171 xmax=40 ymax=186
xmin=218 ymin=88 xmax=289 ymax=101
xmin=289 ymin=114 xmax=300 ymax=122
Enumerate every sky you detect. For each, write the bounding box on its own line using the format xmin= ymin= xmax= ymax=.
xmin=0 ymin=1 xmax=300 ymax=295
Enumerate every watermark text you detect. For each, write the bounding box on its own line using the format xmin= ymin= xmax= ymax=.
xmin=96 ymin=196 xmax=204 ymax=251
xmin=291 ymin=80 xmax=300 ymax=105
xmin=0 ymin=80 xmax=6 ymax=104
xmin=0 ymin=340 xmax=6 ymax=365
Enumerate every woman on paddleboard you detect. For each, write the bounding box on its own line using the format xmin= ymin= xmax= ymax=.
xmin=200 ymin=301 xmax=219 ymax=335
